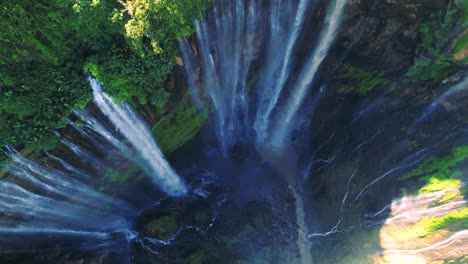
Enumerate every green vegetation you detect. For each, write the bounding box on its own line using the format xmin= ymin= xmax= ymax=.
xmin=152 ymin=105 xmax=208 ymax=153
xmin=337 ymin=64 xmax=390 ymax=95
xmin=145 ymin=215 xmax=178 ymax=240
xmin=453 ymin=33 xmax=468 ymax=54
xmin=85 ymin=0 xmax=210 ymax=104
xmin=400 ymin=145 xmax=467 ymax=201
xmin=410 ymin=208 xmax=468 ymax=238
xmin=0 ymin=0 xmax=117 ymax=157
xmin=418 ymin=178 xmax=461 ymax=194
xmin=401 ymin=145 xmax=468 ymax=182
xmin=437 ymin=189 xmax=460 ymax=204
xmin=0 ymin=0 xmax=210 ymax=167
xmin=105 ymin=164 xmax=143 ymax=183
xmin=456 ymin=0 xmax=468 ymax=25
xmin=444 ymin=256 xmax=468 ymax=264
xmin=386 ymin=207 xmax=468 ymax=241
xmin=405 ymin=1 xmax=466 ymax=82
xmin=394 ymin=145 xmax=468 ymax=240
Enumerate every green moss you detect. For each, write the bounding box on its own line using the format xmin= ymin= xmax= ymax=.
xmin=401 ymin=145 xmax=468 ymax=181
xmin=146 ymin=215 xmax=178 ymax=240
xmin=337 ymin=65 xmax=390 ymax=95
xmin=453 ymin=33 xmax=468 ymax=53
xmin=411 ymin=208 xmax=468 ymax=237
xmin=418 ymin=178 xmax=461 ymax=194
xmin=406 ymin=56 xmax=457 ymax=83
xmin=437 ymin=189 xmax=460 ymax=204
xmin=404 ymin=4 xmax=464 ymax=83
xmin=389 ymin=208 xmax=468 ymax=240
xmin=455 ymin=0 xmax=468 ymax=25
xmin=105 ymin=164 xmax=143 ymax=183
xmin=152 ymin=105 xmax=208 ymax=153
xmin=444 ymin=256 xmax=468 ymax=264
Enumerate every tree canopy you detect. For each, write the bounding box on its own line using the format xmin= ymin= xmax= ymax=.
xmin=0 ymin=0 xmax=209 ymax=164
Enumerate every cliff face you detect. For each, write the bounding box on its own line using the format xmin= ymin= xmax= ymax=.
xmin=332 ymin=0 xmax=460 ymax=86
xmin=299 ymin=1 xmax=468 ymax=263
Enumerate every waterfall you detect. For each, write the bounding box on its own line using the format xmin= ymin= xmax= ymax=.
xmin=89 ymin=78 xmax=187 ymax=196
xmin=180 ymin=0 xmax=347 ymax=152
xmin=0 ymin=149 xmax=136 ymax=243
xmin=271 ymin=0 xmax=347 ymax=147
xmin=191 ymin=0 xmax=259 ymax=154
xmin=409 ymin=76 xmax=468 ymax=130
xmin=179 ymin=1 xmax=348 ymax=262
xmin=254 ymin=0 xmax=310 ymax=143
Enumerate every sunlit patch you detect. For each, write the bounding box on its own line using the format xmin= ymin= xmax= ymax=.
xmin=373 ymin=182 xmax=467 ymax=263
xmin=418 ymin=178 xmax=461 ymax=194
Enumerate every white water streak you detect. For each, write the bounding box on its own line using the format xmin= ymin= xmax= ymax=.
xmin=254 ymin=0 xmax=310 ymax=142
xmin=272 ymin=0 xmax=347 ymax=147
xmin=89 ymin=78 xmax=186 ymax=196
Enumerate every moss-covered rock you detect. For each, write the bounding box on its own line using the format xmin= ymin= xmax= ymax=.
xmin=152 ymin=104 xmax=208 ymax=153
xmin=337 ymin=64 xmax=390 ymax=95
xmin=145 ymin=215 xmax=178 ymax=240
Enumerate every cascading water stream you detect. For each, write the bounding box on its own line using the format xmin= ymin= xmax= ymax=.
xmin=271 ymin=0 xmax=347 ymax=148
xmin=179 ymin=0 xmax=348 ymax=263
xmin=191 ymin=0 xmax=259 ymax=154
xmin=0 ymin=149 xmax=137 ymax=250
xmin=0 ymin=0 xmax=464 ymax=262
xmin=89 ymin=77 xmax=187 ymax=196
xmin=254 ymin=0 xmax=310 ymax=143
xmin=181 ymin=0 xmax=347 ymax=152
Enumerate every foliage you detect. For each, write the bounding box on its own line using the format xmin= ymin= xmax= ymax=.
xmin=0 ymin=62 xmax=90 ymax=150
xmin=0 ymin=149 xmax=11 ymax=172
xmin=84 ymin=47 xmax=172 ymax=106
xmin=411 ymin=208 xmax=468 ymax=238
xmin=400 ymin=145 xmax=468 ymax=181
xmin=453 ymin=33 xmax=468 ymax=54
xmin=455 ymin=0 xmax=468 ymax=26
xmin=337 ymin=64 xmax=389 ymax=95
xmin=0 ymin=1 xmax=72 ymax=66
xmin=88 ymin=0 xmax=211 ymax=104
xmin=0 ymin=0 xmax=210 ymax=165
xmin=437 ymin=189 xmax=460 ymax=204
xmin=0 ymin=0 xmax=119 ymax=155
xmin=118 ymin=0 xmax=210 ymax=57
xmin=418 ymin=178 xmax=461 ymax=194
xmin=395 ymin=145 xmax=468 ymax=239
xmin=152 ymin=105 xmax=208 ymax=153
xmin=405 ymin=3 xmax=465 ymax=83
